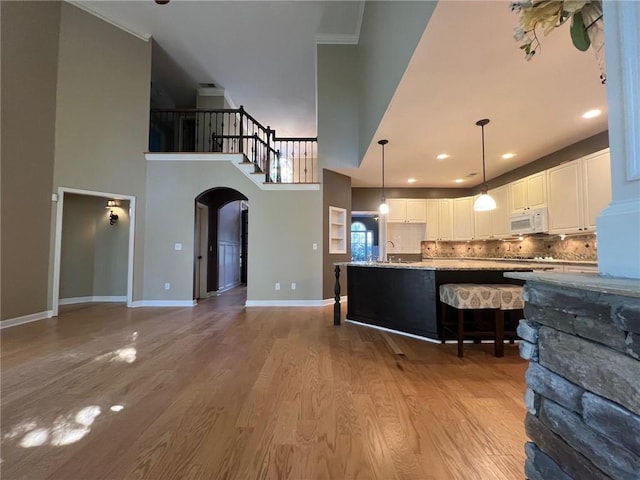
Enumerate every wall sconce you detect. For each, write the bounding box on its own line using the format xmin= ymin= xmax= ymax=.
xmin=106 ymin=200 xmax=119 ymax=225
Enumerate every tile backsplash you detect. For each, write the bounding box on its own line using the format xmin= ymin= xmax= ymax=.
xmin=421 ymin=234 xmax=597 ymax=262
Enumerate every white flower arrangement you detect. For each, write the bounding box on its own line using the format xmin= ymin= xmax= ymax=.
xmin=511 ymin=0 xmax=603 ymax=61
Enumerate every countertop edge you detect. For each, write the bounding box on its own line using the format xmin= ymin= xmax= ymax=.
xmin=504 ymin=272 xmax=640 ymax=298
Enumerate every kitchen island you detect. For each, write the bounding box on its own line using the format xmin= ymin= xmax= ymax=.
xmin=333 ymin=260 xmax=545 ymax=341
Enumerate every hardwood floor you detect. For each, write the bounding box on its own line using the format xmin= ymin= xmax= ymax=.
xmin=1 ymin=288 xmax=528 ymax=479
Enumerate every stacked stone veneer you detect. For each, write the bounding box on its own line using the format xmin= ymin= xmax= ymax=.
xmin=517 ymin=281 xmax=640 ymax=480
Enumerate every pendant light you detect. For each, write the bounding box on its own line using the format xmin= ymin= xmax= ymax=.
xmin=378 ymin=139 xmax=389 ymax=214
xmin=473 ymin=119 xmax=497 ymax=212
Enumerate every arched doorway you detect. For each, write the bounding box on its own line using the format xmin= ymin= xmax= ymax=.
xmin=194 ymin=187 xmax=248 ymax=300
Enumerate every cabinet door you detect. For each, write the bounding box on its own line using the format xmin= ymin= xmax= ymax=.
xmin=425 ymin=199 xmax=439 ymax=240
xmin=406 ymin=199 xmax=426 ymax=223
xmin=474 ymin=197 xmax=492 ymax=239
xmin=438 ymin=199 xmax=453 ymax=240
xmin=527 ymin=171 xmax=547 ymax=209
xmin=387 ymin=199 xmax=406 ymax=223
xmin=547 ymin=160 xmax=582 ymax=234
xmin=491 ymin=185 xmax=511 ymax=238
xmin=453 ymin=197 xmax=474 ymax=240
xmin=510 ymin=178 xmax=528 ymax=212
xmin=582 ymin=151 xmax=611 ymax=231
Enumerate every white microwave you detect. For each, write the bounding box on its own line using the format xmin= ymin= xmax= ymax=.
xmin=509 ymin=207 xmax=549 ymax=235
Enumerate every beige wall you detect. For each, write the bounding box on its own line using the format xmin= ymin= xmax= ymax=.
xmin=317 ymin=45 xmax=360 ymax=171
xmin=59 ymin=194 xmax=129 ymax=300
xmin=53 ymin=3 xmax=151 ymax=303
xmin=93 ymin=199 xmax=129 ymax=297
xmin=144 ymin=159 xmax=323 ymax=302
xmin=1 ymin=1 xmax=61 ymax=321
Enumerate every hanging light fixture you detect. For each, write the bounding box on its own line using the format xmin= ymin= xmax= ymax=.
xmin=473 ymin=118 xmax=497 ymax=212
xmin=378 ymin=139 xmax=389 ymax=214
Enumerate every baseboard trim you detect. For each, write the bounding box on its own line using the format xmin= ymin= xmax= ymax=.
xmin=130 ymin=300 xmax=197 ymax=308
xmin=1 ymin=310 xmax=54 ymax=329
xmin=322 ymin=296 xmax=347 ymax=306
xmin=245 ymin=300 xmax=326 ymax=307
xmin=59 ymin=296 xmax=127 ymax=305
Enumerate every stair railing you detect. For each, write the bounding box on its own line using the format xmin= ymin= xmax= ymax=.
xmin=149 ymin=106 xmax=317 ymax=184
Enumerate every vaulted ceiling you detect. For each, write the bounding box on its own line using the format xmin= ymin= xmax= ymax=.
xmin=73 ymin=0 xmax=608 ymax=188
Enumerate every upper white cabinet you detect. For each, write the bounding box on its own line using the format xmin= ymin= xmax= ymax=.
xmin=582 ymin=150 xmax=612 ymax=230
xmin=547 ymin=150 xmax=611 ymax=234
xmin=492 ymin=185 xmax=512 ymax=237
xmin=425 ymin=199 xmax=452 ymax=240
xmin=438 ymin=199 xmax=453 ymax=240
xmin=510 ymin=171 xmax=547 ymax=213
xmin=387 ymin=199 xmax=426 ymax=223
xmin=548 ymin=159 xmax=583 ymax=233
xmin=474 ymin=185 xmax=511 ymax=239
xmin=453 ymin=197 xmax=475 ymax=240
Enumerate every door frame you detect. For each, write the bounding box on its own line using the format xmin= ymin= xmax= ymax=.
xmin=52 ymin=187 xmax=136 ymax=316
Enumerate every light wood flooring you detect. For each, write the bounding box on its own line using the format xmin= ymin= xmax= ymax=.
xmin=1 ymin=288 xmax=528 ymax=479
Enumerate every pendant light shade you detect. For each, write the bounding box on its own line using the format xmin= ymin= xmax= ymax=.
xmin=473 ymin=119 xmax=497 ymax=212
xmin=474 ymin=192 xmax=497 ymax=211
xmin=378 ymin=139 xmax=389 ymax=214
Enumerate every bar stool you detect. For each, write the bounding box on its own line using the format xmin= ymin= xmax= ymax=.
xmin=439 ymin=284 xmax=503 ymax=358
xmin=492 ymin=284 xmax=525 ymax=355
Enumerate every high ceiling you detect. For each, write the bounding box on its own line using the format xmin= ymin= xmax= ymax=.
xmin=72 ymin=0 xmax=608 ymax=189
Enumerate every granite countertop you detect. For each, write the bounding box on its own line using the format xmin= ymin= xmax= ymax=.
xmin=505 ymin=271 xmax=640 ymax=298
xmin=421 ymin=257 xmax=598 ymax=266
xmin=337 ymin=260 xmax=553 ymax=271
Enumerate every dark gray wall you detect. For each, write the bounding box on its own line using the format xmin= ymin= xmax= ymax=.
xmin=323 ymin=169 xmax=352 ymax=299
xmin=1 ymin=1 xmax=61 ymax=320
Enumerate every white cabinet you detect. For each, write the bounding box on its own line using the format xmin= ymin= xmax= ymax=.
xmin=425 ymin=199 xmax=453 ymax=241
xmin=547 ymin=150 xmax=611 ymax=234
xmin=510 ymin=171 xmax=547 ymax=213
xmin=492 ymin=185 xmax=512 ymax=237
xmin=474 ymin=185 xmax=511 ymax=239
xmin=582 ymin=150 xmax=611 ymax=230
xmin=453 ymin=197 xmax=475 ymax=240
xmin=548 ymin=159 xmax=583 ymax=234
xmin=387 ymin=199 xmax=426 ymax=223
xmin=328 ymin=206 xmax=347 ymax=254
xmin=387 ymin=199 xmax=407 ymax=223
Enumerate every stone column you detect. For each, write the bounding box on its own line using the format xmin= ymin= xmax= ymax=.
xmin=597 ymin=1 xmax=640 ymax=279
xmin=510 ymin=271 xmax=640 ymax=480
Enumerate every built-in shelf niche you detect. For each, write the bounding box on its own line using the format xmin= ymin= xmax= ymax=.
xmin=329 ymin=206 xmax=347 ymax=254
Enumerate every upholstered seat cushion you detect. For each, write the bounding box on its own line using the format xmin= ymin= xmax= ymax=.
xmin=493 ymin=284 xmax=524 ymax=310
xmin=439 ymin=283 xmax=501 ymax=309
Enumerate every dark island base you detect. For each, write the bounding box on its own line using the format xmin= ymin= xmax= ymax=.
xmin=335 ymin=265 xmax=524 ymax=341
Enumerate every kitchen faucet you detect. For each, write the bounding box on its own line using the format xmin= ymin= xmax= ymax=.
xmin=385 ymin=240 xmax=395 ymax=249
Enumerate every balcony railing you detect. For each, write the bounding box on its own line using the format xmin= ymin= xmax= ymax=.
xmin=149 ymin=106 xmax=318 ymax=184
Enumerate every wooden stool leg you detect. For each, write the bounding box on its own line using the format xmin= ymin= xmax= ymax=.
xmin=440 ymin=302 xmax=446 ymax=344
xmin=473 ymin=310 xmax=482 ymax=343
xmin=457 ymin=309 xmax=464 ymax=358
xmin=495 ymin=309 xmax=504 ymax=358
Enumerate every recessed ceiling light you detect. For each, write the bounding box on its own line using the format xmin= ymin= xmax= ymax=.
xmin=502 ymin=153 xmax=516 ymax=159
xmin=437 ymin=154 xmax=450 ymax=160
xmin=454 ymin=179 xmax=464 ymax=184
xmin=582 ymin=109 xmax=601 ymax=119
xmin=407 ymin=178 xmax=417 ymax=183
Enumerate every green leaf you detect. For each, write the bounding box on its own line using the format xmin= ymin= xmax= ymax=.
xmin=570 ymin=12 xmax=591 ymax=51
